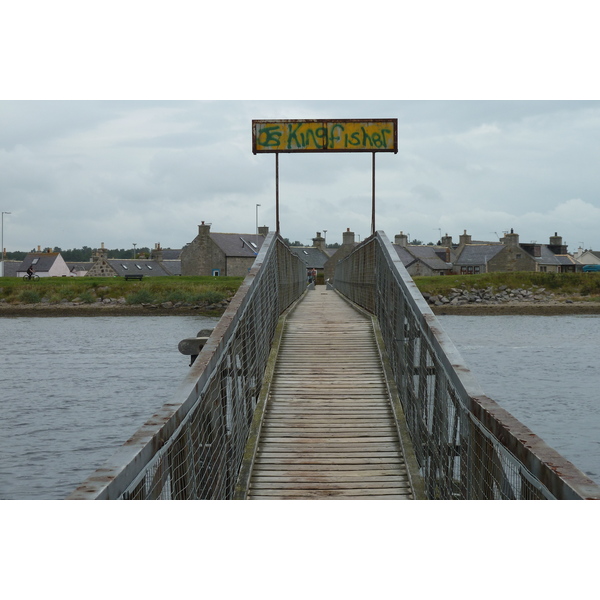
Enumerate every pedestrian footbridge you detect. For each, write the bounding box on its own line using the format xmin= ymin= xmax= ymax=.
xmin=69 ymin=232 xmax=600 ymax=500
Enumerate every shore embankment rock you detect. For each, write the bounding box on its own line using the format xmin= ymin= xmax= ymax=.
xmin=0 ymin=298 xmax=229 ymax=317
xmin=423 ymin=285 xmax=600 ymax=315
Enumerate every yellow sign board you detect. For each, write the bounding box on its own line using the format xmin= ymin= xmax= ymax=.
xmin=252 ymin=119 xmax=397 ymax=153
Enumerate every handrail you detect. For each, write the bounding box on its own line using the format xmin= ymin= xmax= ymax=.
xmin=333 ymin=231 xmax=600 ymax=500
xmin=68 ymin=233 xmax=306 ymax=499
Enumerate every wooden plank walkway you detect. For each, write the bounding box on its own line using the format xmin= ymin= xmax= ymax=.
xmin=247 ymin=286 xmax=417 ymax=499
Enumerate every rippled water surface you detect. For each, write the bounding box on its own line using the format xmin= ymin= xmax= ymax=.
xmin=3 ymin=313 xmax=599 ymax=499
xmin=437 ymin=314 xmax=600 ymax=484
xmin=0 ymin=316 xmax=219 ymax=500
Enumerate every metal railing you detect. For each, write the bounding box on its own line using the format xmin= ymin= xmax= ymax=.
xmin=68 ymin=232 xmax=306 ymax=499
xmin=334 ymin=232 xmax=600 ymax=500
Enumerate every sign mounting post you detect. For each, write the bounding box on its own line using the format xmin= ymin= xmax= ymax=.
xmin=252 ymin=119 xmax=398 ymax=239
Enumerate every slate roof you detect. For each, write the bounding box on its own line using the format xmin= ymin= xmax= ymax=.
xmin=402 ymin=245 xmax=453 ymax=270
xmin=210 ymin=233 xmax=265 ymax=258
xmin=289 ymin=247 xmax=330 ymax=269
xmin=455 ymin=244 xmax=505 ymax=265
xmin=16 ymin=252 xmax=61 ymax=273
xmin=533 ymin=246 xmax=578 ymax=267
xmin=160 ymin=260 xmax=181 ymax=275
xmin=160 ymin=249 xmax=182 ymax=260
xmin=67 ymin=262 xmax=93 ymax=273
xmin=106 ymin=259 xmax=178 ymax=277
xmin=393 ymin=245 xmax=417 ymax=268
xmin=1 ymin=261 xmax=20 ymax=277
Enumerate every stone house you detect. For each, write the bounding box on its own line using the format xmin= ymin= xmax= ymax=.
xmin=16 ymin=249 xmax=72 ymax=278
xmin=289 ymin=232 xmax=332 ymax=281
xmin=392 ymin=232 xmax=455 ymax=276
xmin=85 ymin=243 xmax=181 ymax=277
xmin=324 ymin=228 xmax=360 ymax=281
xmin=452 ymin=230 xmax=504 ymax=274
xmin=454 ymin=230 xmax=578 ymax=274
xmin=180 ymin=222 xmax=268 ymax=277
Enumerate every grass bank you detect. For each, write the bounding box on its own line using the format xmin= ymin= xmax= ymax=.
xmin=4 ymin=272 xmax=600 ymax=311
xmin=0 ymin=276 xmax=244 ymax=306
xmin=413 ymin=271 xmax=600 ymax=302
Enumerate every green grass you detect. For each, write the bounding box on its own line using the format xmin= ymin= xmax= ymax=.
xmin=4 ymin=272 xmax=600 ymax=306
xmin=0 ymin=276 xmax=244 ymax=306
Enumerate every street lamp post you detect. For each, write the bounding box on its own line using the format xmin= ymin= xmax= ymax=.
xmin=132 ymin=243 xmax=137 ymax=260
xmin=323 ymin=229 xmax=327 ymax=246
xmin=256 ymin=204 xmax=261 ymax=235
xmin=1 ymin=211 xmax=11 ymax=278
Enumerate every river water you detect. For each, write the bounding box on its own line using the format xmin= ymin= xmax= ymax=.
xmin=2 ymin=313 xmax=599 ymax=499
xmin=437 ymin=314 xmax=600 ymax=485
xmin=0 ymin=315 xmax=219 ymax=500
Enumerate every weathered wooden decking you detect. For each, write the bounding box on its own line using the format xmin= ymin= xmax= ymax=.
xmin=246 ymin=286 xmax=419 ymax=499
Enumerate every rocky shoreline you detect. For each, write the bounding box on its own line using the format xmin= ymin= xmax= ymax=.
xmin=2 ymin=295 xmax=600 ymax=317
xmin=424 ymin=285 xmax=600 ymax=315
xmin=0 ymin=299 xmax=229 ymax=317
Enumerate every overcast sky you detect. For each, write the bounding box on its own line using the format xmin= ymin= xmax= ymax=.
xmin=3 ymin=3 xmax=600 ymax=259
xmin=3 ymin=100 xmax=600 ymax=254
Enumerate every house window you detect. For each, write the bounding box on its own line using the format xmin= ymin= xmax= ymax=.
xmin=212 ymin=269 xmax=220 ymax=276
xmin=32 ymin=258 xmax=39 ymax=265
xmin=474 ymin=266 xmax=480 ymax=274
xmin=146 ymin=265 xmax=153 ymax=270
xmin=121 ymin=264 xmax=128 ymax=270
xmin=516 ymin=253 xmax=522 ymax=259
xmin=136 ymin=264 xmax=142 ymax=270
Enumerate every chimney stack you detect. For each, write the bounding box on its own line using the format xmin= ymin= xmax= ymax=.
xmin=394 ymin=231 xmax=408 ymax=247
xmin=312 ymin=231 xmax=326 ymax=251
xmin=459 ymin=230 xmax=472 ymax=247
xmin=441 ymin=233 xmax=453 ymax=248
xmin=199 ymin=221 xmax=211 ymax=236
xmin=342 ymin=228 xmax=355 ymax=246
xmin=502 ymin=229 xmax=520 ymax=246
xmin=549 ymin=232 xmax=563 ymax=246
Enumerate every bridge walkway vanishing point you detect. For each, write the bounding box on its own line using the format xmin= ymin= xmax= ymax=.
xmin=238 ymin=285 xmax=424 ymax=500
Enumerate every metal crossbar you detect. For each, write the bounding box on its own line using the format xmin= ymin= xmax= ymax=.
xmin=333 ymin=232 xmax=600 ymax=500
xmin=68 ymin=233 xmax=306 ymax=499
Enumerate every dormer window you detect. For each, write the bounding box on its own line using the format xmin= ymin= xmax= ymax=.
xmin=32 ymin=258 xmax=39 ymax=264
xmin=136 ymin=264 xmax=142 ymax=270
xmin=121 ymin=264 xmax=128 ymax=270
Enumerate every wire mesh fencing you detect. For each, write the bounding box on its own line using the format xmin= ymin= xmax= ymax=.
xmin=334 ymin=232 xmax=600 ymax=500
xmin=68 ymin=233 xmax=306 ymax=500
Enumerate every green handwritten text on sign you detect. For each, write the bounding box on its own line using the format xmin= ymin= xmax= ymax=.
xmin=252 ymin=119 xmax=398 ymax=153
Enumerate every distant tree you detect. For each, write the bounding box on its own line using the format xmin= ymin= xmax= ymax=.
xmin=327 ymin=242 xmax=341 ymax=249
xmin=60 ymin=247 xmax=93 ymax=261
xmin=5 ymin=251 xmax=26 ymax=261
xmin=411 ymin=238 xmax=423 ymax=245
xmin=282 ymin=238 xmax=303 ymax=247
xmin=427 ymin=242 xmax=435 ymax=245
